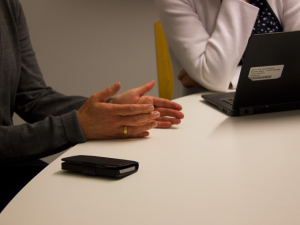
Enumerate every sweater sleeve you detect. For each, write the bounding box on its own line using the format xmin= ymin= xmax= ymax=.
xmin=0 ymin=1 xmax=87 ymax=163
xmin=155 ymin=0 xmax=259 ymax=92
xmin=0 ymin=111 xmax=87 ymax=164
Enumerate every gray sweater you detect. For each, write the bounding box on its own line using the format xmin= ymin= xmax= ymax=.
xmin=0 ymin=0 xmax=88 ymax=163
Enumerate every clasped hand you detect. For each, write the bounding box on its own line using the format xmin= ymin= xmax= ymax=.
xmin=77 ymin=81 xmax=184 ymax=140
xmin=177 ymin=69 xmax=203 ymax=88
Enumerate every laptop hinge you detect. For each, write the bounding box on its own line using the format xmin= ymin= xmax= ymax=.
xmin=239 ymin=107 xmax=253 ymax=116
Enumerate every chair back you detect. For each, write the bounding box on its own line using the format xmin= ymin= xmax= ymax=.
xmin=154 ymin=21 xmax=174 ymax=100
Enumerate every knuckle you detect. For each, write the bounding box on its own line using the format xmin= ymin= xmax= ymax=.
xmin=99 ymin=103 xmax=109 ymax=113
xmin=159 ymin=108 xmax=166 ymax=116
xmin=128 ymin=105 xmax=136 ymax=113
xmin=163 ymin=100 xmax=168 ymax=108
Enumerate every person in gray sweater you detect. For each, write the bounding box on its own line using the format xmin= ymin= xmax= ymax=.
xmin=0 ymin=0 xmax=184 ymax=163
xmin=0 ymin=0 xmax=184 ymax=211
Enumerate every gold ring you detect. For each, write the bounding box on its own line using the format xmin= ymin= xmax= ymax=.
xmin=123 ymin=126 xmax=128 ymax=135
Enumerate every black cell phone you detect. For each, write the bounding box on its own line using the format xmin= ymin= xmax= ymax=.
xmin=61 ymin=155 xmax=139 ymax=178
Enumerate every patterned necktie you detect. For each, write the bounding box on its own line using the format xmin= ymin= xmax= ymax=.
xmin=250 ymin=0 xmax=283 ymax=34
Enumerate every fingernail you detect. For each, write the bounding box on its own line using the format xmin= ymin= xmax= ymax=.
xmin=152 ymin=122 xmax=157 ymax=128
xmin=148 ymin=106 xmax=154 ymax=111
xmin=153 ymin=111 xmax=160 ymax=118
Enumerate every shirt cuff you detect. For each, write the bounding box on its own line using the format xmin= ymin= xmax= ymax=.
xmin=230 ymin=66 xmax=242 ymax=89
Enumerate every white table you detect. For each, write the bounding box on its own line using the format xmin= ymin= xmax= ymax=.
xmin=1 ymin=93 xmax=300 ymax=225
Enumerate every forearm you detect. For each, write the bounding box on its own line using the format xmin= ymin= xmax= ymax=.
xmin=156 ymin=0 xmax=259 ymax=92
xmin=0 ymin=110 xmax=87 ymax=164
xmin=16 ymin=89 xmax=88 ymax=123
xmin=201 ymin=0 xmax=258 ymax=90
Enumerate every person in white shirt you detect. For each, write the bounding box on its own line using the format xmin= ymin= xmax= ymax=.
xmin=155 ymin=0 xmax=300 ymax=99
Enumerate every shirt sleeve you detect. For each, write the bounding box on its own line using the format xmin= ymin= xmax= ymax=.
xmin=0 ymin=1 xmax=88 ymax=163
xmin=155 ymin=0 xmax=259 ymax=92
xmin=280 ymin=0 xmax=300 ymax=32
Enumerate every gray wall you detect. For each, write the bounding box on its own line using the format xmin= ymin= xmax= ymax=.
xmin=15 ymin=0 xmax=160 ymax=124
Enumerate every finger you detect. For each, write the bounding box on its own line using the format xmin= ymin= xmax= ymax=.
xmin=155 ymin=121 xmax=172 ymax=128
xmin=154 ymin=117 xmax=182 ymax=128
xmin=177 ymin=69 xmax=187 ymax=80
xmin=121 ymin=111 xmax=160 ymax=126
xmin=110 ymin=104 xmax=155 ymax=116
xmin=155 ymin=107 xmax=184 ymax=119
xmin=156 ymin=116 xmax=181 ymax=125
xmin=126 ymin=131 xmax=150 ymax=138
xmin=91 ymin=82 xmax=122 ymax=102
xmin=152 ymin=97 xmax=183 ymax=110
xmin=120 ymin=122 xmax=157 ymax=136
xmin=130 ymin=80 xmax=156 ymax=96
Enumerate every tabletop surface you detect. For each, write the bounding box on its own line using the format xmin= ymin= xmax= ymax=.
xmin=1 ymin=93 xmax=300 ymax=225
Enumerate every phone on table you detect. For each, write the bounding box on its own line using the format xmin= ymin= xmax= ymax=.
xmin=61 ymin=155 xmax=139 ymax=178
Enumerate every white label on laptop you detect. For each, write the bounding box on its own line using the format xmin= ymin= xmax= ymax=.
xmin=248 ymin=65 xmax=284 ymax=81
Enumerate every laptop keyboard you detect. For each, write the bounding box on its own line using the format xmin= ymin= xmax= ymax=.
xmin=221 ymin=98 xmax=234 ymax=105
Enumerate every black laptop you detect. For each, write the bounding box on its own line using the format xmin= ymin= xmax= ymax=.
xmin=202 ymin=31 xmax=300 ymax=116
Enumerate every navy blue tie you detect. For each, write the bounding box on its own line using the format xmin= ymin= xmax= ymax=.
xmin=250 ymin=0 xmax=283 ymax=34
